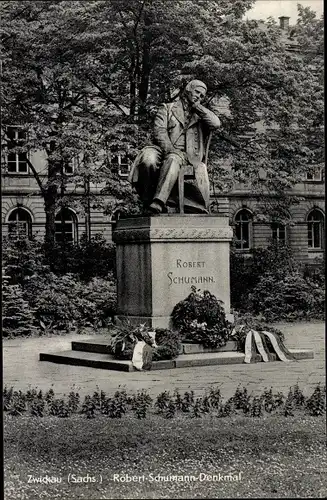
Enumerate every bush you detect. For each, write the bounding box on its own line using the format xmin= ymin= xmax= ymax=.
xmin=171 ymin=287 xmax=231 ymax=348
xmin=23 ymin=272 xmax=82 ymax=331
xmin=74 ymin=276 xmax=117 ymax=328
xmin=23 ymin=272 xmax=117 ymax=332
xmin=230 ymin=242 xmax=325 ymax=321
xmin=303 ymin=257 xmax=325 ymax=287
xmin=3 ymin=384 xmax=326 ymax=419
xmin=2 ymin=233 xmax=116 ymax=284
xmin=2 ymin=271 xmax=36 ymax=337
xmin=230 ymin=242 xmax=299 ymax=311
xmin=306 ymin=385 xmax=326 ymax=416
xmin=2 ymin=233 xmax=118 ymax=334
xmin=2 ymin=238 xmax=48 ymax=286
xmin=46 ymin=233 xmax=116 ymax=279
xmin=247 ymin=271 xmax=325 ymax=322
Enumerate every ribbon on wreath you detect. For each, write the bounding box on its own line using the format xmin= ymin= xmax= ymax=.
xmin=132 ymin=331 xmax=158 ymax=371
xmin=242 ymin=328 xmax=295 ymax=364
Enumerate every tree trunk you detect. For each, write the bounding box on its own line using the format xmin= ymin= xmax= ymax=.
xmin=84 ymin=176 xmax=91 ymax=242
xmin=44 ymin=156 xmax=60 ymax=253
xmin=44 ymin=185 xmax=57 ymax=248
xmin=138 ymin=14 xmax=152 ymax=120
xmin=129 ymin=54 xmax=137 ymax=119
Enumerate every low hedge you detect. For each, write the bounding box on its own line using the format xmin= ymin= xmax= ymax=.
xmin=3 ymin=383 xmax=325 ymax=419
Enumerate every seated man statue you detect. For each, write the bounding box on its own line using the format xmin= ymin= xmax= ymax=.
xmin=129 ymin=79 xmax=221 ymax=214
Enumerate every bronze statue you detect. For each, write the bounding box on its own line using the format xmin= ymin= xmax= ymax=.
xmin=129 ymin=80 xmax=221 ymax=214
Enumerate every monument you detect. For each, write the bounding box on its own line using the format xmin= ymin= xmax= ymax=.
xmin=113 ymin=79 xmax=233 ymax=328
xmin=39 ymin=83 xmax=315 ymax=370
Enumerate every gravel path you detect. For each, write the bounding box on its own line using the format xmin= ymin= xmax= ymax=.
xmin=3 ymin=322 xmax=325 ymax=399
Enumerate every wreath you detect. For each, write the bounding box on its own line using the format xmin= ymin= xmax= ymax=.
xmin=171 ymin=286 xmax=231 ymax=349
xmin=109 ymin=323 xmax=181 ymax=361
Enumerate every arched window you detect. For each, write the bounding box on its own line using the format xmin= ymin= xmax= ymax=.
xmin=307 ymin=209 xmax=324 ymax=249
xmin=55 ymin=208 xmax=78 ymax=243
xmin=8 ymin=208 xmax=32 ymax=240
xmin=271 ymin=222 xmax=287 ymax=244
xmin=234 ymin=209 xmax=253 ymax=250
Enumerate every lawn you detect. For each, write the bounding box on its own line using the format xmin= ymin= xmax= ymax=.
xmin=4 ymin=413 xmax=326 ymax=499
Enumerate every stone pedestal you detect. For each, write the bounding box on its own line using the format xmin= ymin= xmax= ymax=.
xmin=112 ymin=215 xmax=233 ymax=329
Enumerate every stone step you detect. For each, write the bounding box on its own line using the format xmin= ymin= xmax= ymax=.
xmin=71 ymin=339 xmax=238 ymax=356
xmin=40 ymin=351 xmax=133 ymax=372
xmin=181 ymin=340 xmax=238 ymax=354
xmin=39 ymin=348 xmax=314 ymax=372
xmin=72 ymin=339 xmax=112 ymax=355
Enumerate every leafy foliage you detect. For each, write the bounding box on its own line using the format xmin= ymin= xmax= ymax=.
xmin=247 ymin=271 xmax=325 ymax=322
xmin=1 ymin=1 xmax=323 ymax=234
xmin=2 ymin=238 xmax=48 ymax=286
xmin=306 ymin=384 xmax=326 ymax=416
xmin=2 ymin=270 xmax=36 ymax=337
xmin=230 ymin=243 xmax=325 ymax=321
xmin=3 ymin=234 xmax=116 ymax=280
xmin=46 ymin=234 xmax=116 ymax=279
xmin=230 ymin=242 xmax=298 ymax=310
xmin=23 ymin=272 xmax=117 ymax=332
xmin=130 ymin=390 xmax=153 ymax=419
xmin=2 ymin=235 xmax=117 ymax=334
xmin=24 ymin=272 xmax=81 ymax=332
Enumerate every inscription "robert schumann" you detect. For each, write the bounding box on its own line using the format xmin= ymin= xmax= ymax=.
xmin=167 ymin=259 xmax=215 ymax=286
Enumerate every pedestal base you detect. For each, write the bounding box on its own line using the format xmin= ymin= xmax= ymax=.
xmin=115 ymin=313 xmax=234 ymax=329
xmin=113 ymin=215 xmax=233 ymax=329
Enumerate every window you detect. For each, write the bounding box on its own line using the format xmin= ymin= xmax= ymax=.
xmin=271 ymin=223 xmax=287 ymax=244
xmin=112 ymin=153 xmax=131 ymax=177
xmin=307 ymin=209 xmax=324 ymax=250
xmin=63 ymin=157 xmax=78 ymax=175
xmin=5 ymin=127 xmax=28 ymax=173
xmin=8 ymin=208 xmax=32 ymax=240
xmin=306 ymin=167 xmax=323 ymax=182
xmin=234 ymin=209 xmax=253 ymax=250
xmin=64 ymin=161 xmax=74 ymax=175
xmin=55 ymin=208 xmax=77 ymax=243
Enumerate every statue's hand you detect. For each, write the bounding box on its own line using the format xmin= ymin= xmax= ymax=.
xmin=191 ymin=101 xmax=204 ymax=114
xmin=175 ymin=150 xmax=187 ymax=163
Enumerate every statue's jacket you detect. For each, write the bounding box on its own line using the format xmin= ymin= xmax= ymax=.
xmin=153 ymin=98 xmax=221 ymax=165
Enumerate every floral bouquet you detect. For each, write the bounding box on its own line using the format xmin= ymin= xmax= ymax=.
xmin=109 ymin=322 xmax=155 ymax=360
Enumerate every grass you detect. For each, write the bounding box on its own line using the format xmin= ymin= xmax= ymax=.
xmin=4 ymin=413 xmax=326 ymax=499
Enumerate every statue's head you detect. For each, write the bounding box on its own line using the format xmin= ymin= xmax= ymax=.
xmin=184 ymin=79 xmax=207 ymax=104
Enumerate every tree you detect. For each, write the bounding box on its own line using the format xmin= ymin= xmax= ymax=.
xmin=65 ymin=0 xmax=323 ymax=220
xmin=1 ymin=1 xmax=109 ymax=249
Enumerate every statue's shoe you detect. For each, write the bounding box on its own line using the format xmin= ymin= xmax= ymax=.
xmin=149 ymin=201 xmax=163 ymax=214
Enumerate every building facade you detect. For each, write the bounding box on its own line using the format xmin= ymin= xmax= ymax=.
xmin=1 ymin=136 xmax=324 ymax=267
